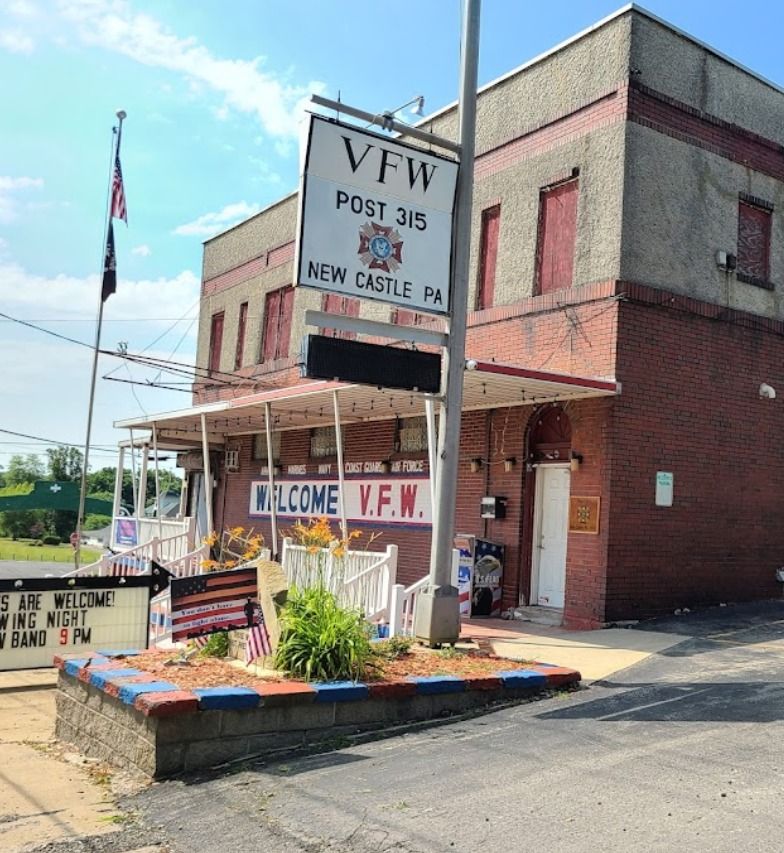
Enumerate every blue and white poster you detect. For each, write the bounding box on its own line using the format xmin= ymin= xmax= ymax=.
xmin=472 ymin=539 xmax=504 ymax=617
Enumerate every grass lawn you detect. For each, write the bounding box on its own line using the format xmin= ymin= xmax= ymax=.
xmin=0 ymin=538 xmax=100 ymax=563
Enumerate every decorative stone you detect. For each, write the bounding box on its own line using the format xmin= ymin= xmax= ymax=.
xmin=193 ymin=687 xmax=261 ymax=710
xmin=407 ymin=676 xmax=466 ymax=695
xmin=494 ymin=669 xmax=547 ymax=688
xmin=312 ymin=681 xmax=369 ymax=702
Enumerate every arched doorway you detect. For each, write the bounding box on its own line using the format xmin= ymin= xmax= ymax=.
xmin=528 ymin=407 xmax=572 ymax=609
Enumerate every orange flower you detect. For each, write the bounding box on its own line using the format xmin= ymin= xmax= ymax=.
xmin=202 ymin=532 xmax=218 ymax=547
xmin=223 ymin=560 xmax=237 ymax=569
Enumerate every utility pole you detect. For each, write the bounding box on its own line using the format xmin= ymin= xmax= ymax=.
xmin=415 ymin=0 xmax=481 ymax=645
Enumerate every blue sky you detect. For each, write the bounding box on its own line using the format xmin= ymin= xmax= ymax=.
xmin=2 ymin=0 xmax=784 ymax=471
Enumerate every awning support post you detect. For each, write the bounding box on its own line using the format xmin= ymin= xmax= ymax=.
xmin=263 ymin=402 xmax=279 ymax=560
xmin=137 ymin=442 xmax=149 ymax=519
xmin=112 ymin=444 xmax=125 ymax=522
xmin=128 ymin=428 xmax=138 ymax=518
xmin=332 ymin=390 xmax=348 ymax=543
xmin=200 ymin=413 xmax=214 ymax=541
xmin=152 ymin=422 xmax=163 ymax=542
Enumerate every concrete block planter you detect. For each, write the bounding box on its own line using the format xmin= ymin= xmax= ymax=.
xmin=53 ymin=651 xmax=580 ymax=779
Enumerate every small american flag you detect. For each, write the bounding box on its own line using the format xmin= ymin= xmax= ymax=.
xmin=245 ymin=619 xmax=271 ymax=664
xmin=111 ymin=147 xmax=127 ymax=223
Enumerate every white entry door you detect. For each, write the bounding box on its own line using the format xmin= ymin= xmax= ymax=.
xmin=532 ymin=465 xmax=570 ymax=609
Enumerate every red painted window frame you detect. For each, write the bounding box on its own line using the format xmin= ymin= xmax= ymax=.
xmin=234 ymin=301 xmax=248 ymax=370
xmin=476 ymin=204 xmax=501 ymax=310
xmin=321 ymin=293 xmax=360 ymax=339
xmin=534 ymin=178 xmax=579 ymax=296
xmin=208 ymin=311 xmax=224 ymax=376
xmin=261 ymin=285 xmax=294 ymax=362
xmin=737 ymin=199 xmax=773 ymax=287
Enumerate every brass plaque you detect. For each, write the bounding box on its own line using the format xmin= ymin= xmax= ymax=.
xmin=569 ymin=496 xmax=600 ymax=534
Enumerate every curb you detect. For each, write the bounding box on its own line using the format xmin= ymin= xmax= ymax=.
xmin=54 ymin=649 xmax=581 ymax=718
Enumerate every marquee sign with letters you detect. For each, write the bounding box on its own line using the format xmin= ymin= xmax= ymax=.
xmin=295 ymin=115 xmax=458 ymax=316
xmin=0 ymin=568 xmax=170 ymax=671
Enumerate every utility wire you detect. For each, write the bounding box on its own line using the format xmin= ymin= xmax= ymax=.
xmin=0 ymin=427 xmax=118 ymax=452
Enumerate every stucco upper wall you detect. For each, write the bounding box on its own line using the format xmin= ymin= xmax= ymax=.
xmin=414 ymin=12 xmax=632 ymax=157
xmin=621 ymin=122 xmax=784 ymax=319
xmin=630 ymin=12 xmax=784 ymax=145
xmin=202 ymin=193 xmax=298 ymax=281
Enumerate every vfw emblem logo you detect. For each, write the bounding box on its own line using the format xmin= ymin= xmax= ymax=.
xmin=358 ymin=221 xmax=403 ymax=272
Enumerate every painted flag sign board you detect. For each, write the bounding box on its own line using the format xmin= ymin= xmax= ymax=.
xmin=170 ymin=568 xmax=258 ymax=642
xmin=296 ymin=115 xmax=458 ymax=316
xmin=471 ymin=539 xmax=505 ymax=618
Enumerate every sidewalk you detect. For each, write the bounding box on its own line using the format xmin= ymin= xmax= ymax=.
xmin=0 ymin=669 xmax=119 ymax=851
xmin=460 ymin=617 xmax=686 ymax=682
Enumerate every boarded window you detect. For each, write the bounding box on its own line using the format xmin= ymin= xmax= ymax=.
xmin=261 ymin=285 xmax=294 ymax=361
xmin=391 ymin=307 xmax=425 ymax=326
xmin=476 ymin=205 xmax=500 ymax=309
xmin=321 ymin=293 xmax=360 ymax=339
xmin=310 ymin=425 xmax=338 ymax=458
xmin=234 ymin=302 xmax=248 ymax=370
xmin=535 ymin=179 xmax=578 ymax=295
xmin=397 ymin=416 xmax=429 ymax=453
xmin=737 ymin=199 xmax=772 ymax=286
xmin=252 ymin=431 xmax=281 ymax=462
xmin=208 ymin=311 xmax=224 ymax=376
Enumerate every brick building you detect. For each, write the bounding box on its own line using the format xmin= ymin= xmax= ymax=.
xmin=117 ymin=6 xmax=784 ymax=628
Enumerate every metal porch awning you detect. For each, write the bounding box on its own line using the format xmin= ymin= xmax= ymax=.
xmin=113 ymin=361 xmax=619 ymax=443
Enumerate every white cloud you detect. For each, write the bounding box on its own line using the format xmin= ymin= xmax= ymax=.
xmin=131 ymin=244 xmax=151 ymax=257
xmin=0 ymin=28 xmax=34 ymax=53
xmin=248 ymin=156 xmax=282 ymax=186
xmin=7 ymin=1 xmax=38 ymax=17
xmin=58 ymin=0 xmax=326 ymax=138
xmin=0 ymin=175 xmax=43 ymax=223
xmin=173 ymin=201 xmax=260 ymax=238
xmin=0 ymin=258 xmax=200 ymax=321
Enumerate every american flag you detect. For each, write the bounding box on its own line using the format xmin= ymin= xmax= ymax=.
xmin=110 ymin=148 xmax=127 ymax=223
xmin=170 ymin=567 xmax=258 ymax=643
xmin=246 ymin=619 xmax=272 ymax=664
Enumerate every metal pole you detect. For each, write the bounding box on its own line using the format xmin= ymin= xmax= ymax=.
xmin=416 ymin=0 xmax=480 ymax=645
xmin=152 ymin=422 xmax=163 ymax=542
xmin=200 ymin=413 xmax=214 ymax=539
xmin=263 ymin=402 xmax=279 ymax=560
xmin=332 ymin=390 xmax=348 ymax=543
xmin=75 ymin=114 xmax=124 ymax=570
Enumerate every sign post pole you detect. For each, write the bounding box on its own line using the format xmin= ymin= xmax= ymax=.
xmin=415 ymin=0 xmax=481 ymax=645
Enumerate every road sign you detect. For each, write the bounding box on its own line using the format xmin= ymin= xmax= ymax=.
xmin=295 ymin=115 xmax=458 ymax=316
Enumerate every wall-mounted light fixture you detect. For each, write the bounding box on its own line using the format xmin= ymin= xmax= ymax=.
xmin=470 ymin=458 xmax=483 ymax=473
xmin=380 ymin=460 xmax=392 ymax=474
xmin=503 ymin=457 xmax=517 ymax=473
xmin=760 ymin=383 xmax=777 ymax=400
xmin=716 ymin=250 xmax=737 ymax=271
xmin=570 ymin=451 xmax=583 ymax=473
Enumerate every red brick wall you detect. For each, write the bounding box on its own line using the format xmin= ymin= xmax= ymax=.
xmin=606 ymin=295 xmax=784 ymax=620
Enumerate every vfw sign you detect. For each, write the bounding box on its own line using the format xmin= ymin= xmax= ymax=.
xmin=296 ymin=115 xmax=458 ymax=315
xmin=249 ymin=476 xmax=431 ymax=527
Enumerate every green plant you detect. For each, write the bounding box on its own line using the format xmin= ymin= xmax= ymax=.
xmin=275 ymin=584 xmax=374 ymax=682
xmin=373 ymin=635 xmax=413 ymax=660
xmin=197 ymin=631 xmax=230 ymax=658
xmin=41 ymin=534 xmax=60 ymax=546
xmin=32 ymin=539 xmax=43 ymax=547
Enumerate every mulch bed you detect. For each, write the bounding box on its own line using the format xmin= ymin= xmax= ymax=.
xmin=103 ymin=646 xmax=536 ymax=691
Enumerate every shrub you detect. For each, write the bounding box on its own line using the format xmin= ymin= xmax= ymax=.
xmin=275 ymin=585 xmax=374 ymax=682
xmin=32 ymin=539 xmax=43 ymax=547
xmin=41 ymin=535 xmax=61 ymax=546
xmin=197 ymin=631 xmax=229 ymax=658
xmin=373 ymin=636 xmax=413 ymax=660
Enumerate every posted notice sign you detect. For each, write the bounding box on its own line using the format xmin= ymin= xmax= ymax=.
xmin=296 ymin=115 xmax=458 ymax=316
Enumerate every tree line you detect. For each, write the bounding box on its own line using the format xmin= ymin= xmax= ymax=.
xmin=0 ymin=447 xmax=182 ymax=541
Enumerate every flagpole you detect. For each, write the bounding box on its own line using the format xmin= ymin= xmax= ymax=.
xmin=74 ymin=110 xmax=126 ymax=571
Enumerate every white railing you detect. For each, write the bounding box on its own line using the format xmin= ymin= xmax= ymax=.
xmin=388 ymin=549 xmax=461 ymax=637
xmin=280 ymin=537 xmax=398 ymax=623
xmin=65 ymin=529 xmax=196 ymax=578
xmin=159 ymin=544 xmax=210 ymax=578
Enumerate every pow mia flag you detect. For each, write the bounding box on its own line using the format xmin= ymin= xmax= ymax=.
xmin=101 ymin=221 xmax=116 ymax=302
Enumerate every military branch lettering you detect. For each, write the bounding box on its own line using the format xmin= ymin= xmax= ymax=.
xmin=297 ymin=116 xmax=458 ymax=315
